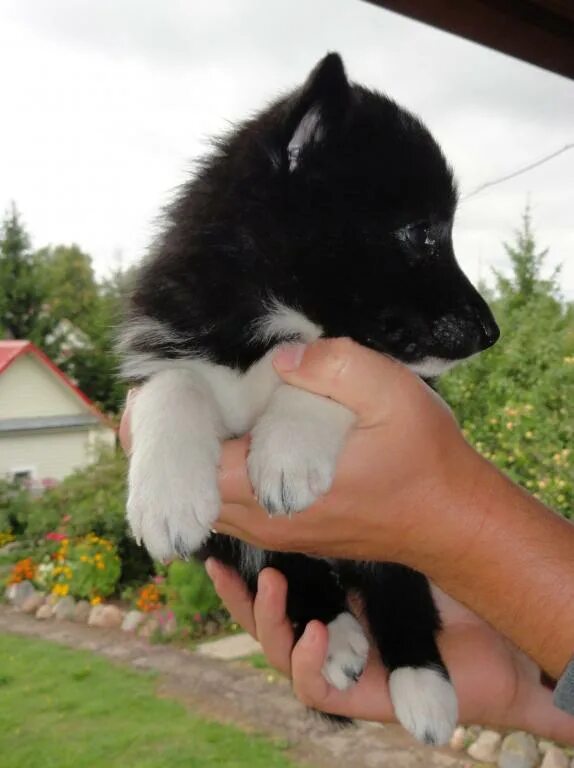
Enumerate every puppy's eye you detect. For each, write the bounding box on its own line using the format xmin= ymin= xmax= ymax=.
xmin=396 ymin=221 xmax=437 ymax=255
xmin=405 ymin=222 xmax=432 ymax=249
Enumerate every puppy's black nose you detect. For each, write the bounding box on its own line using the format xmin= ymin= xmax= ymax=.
xmin=476 ymin=311 xmax=500 ymax=350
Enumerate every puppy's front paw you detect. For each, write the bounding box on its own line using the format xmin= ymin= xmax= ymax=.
xmin=248 ymin=417 xmax=342 ymax=516
xmin=389 ymin=666 xmax=458 ymax=746
xmin=322 ymin=612 xmax=369 ymax=690
xmin=127 ymin=448 xmax=219 ymax=562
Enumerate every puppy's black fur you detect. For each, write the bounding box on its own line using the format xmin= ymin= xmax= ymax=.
xmin=120 ymin=54 xmax=499 ymax=744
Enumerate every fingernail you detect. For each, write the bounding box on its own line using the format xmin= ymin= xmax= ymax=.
xmin=302 ymin=621 xmax=319 ymax=646
xmin=257 ymin=570 xmax=270 ymax=597
xmin=204 ymin=557 xmax=218 ymax=583
xmin=273 ymin=343 xmax=306 ymax=371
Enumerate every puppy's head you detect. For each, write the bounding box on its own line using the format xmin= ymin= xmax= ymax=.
xmin=257 ymin=53 xmax=499 ymax=375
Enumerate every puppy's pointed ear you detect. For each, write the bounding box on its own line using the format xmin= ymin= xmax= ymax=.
xmin=286 ymin=53 xmax=351 ymax=171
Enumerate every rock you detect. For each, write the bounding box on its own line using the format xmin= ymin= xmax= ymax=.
xmin=156 ymin=609 xmax=177 ymax=637
xmin=74 ymin=600 xmax=91 ymax=622
xmin=539 ymin=742 xmax=554 ymax=756
xmin=197 ymin=632 xmax=261 ymax=660
xmin=88 ymin=605 xmax=105 ymax=626
xmin=498 ymin=732 xmax=539 ymax=768
xmin=541 ymin=747 xmax=568 ymax=768
xmin=121 ymin=610 xmax=145 ymax=632
xmin=53 ymin=596 xmax=76 ymax=620
xmin=450 ymin=726 xmax=468 ymax=751
xmin=47 ymin=593 xmax=60 ymax=606
xmin=6 ymin=580 xmax=36 ymax=606
xmin=21 ymin=591 xmax=46 ymax=614
xmin=468 ymin=730 xmax=502 ymax=763
xmin=36 ymin=603 xmax=54 ymax=620
xmin=138 ymin=615 xmax=160 ymax=639
xmin=88 ymin=604 xmax=123 ymax=628
xmin=0 ymin=541 xmax=20 ymax=555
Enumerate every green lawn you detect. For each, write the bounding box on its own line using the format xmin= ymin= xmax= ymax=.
xmin=0 ymin=633 xmax=301 ymax=768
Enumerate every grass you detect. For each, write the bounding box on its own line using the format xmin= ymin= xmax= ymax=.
xmin=245 ymin=652 xmax=272 ymax=671
xmin=0 ymin=633 xmax=303 ymax=768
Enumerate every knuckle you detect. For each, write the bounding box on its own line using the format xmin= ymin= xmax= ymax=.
xmin=292 ymin=679 xmax=318 ymax=708
xmin=317 ymin=337 xmax=355 ymax=382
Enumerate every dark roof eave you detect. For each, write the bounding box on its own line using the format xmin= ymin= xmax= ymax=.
xmin=0 ymin=414 xmax=106 ymax=433
xmin=363 ymin=0 xmax=574 ymax=80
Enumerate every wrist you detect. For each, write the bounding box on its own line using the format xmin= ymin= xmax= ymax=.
xmin=393 ymin=440 xmax=493 ymax=577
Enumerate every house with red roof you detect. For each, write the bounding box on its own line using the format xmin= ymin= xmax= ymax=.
xmin=0 ymin=341 xmax=116 ymax=487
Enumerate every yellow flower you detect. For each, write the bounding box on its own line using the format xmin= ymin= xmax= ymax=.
xmin=90 ymin=595 xmax=102 ymax=606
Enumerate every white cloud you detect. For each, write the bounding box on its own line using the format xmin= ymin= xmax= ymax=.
xmin=0 ymin=0 xmax=572 ymax=296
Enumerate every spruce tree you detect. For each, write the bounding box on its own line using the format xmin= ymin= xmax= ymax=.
xmin=0 ymin=204 xmax=48 ymax=342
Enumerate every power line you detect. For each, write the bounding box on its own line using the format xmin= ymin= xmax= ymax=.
xmin=460 ymin=142 xmax=574 ymax=202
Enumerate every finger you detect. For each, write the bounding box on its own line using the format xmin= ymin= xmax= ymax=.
xmin=253 ymin=569 xmax=294 ymax=677
xmin=205 ymin=558 xmax=257 ymax=638
xmin=291 ymin=621 xmax=333 ymax=707
xmin=272 ymin=338 xmax=416 ymax=426
xmin=292 ymin=622 xmax=396 ymax=721
xmin=119 ymin=388 xmax=138 ymax=454
xmin=218 ymin=437 xmax=256 ymax=507
xmin=515 ymin=683 xmax=574 ymax=743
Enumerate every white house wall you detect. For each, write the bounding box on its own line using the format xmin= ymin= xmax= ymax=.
xmin=0 ymin=426 xmax=116 ymax=483
xmin=0 ymin=354 xmax=85 ymax=419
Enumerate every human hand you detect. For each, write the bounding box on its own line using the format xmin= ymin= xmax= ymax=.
xmin=120 ymin=339 xmax=488 ymax=569
xmin=215 ymin=338 xmax=490 ymax=570
xmin=207 ymin=560 xmax=574 ymax=743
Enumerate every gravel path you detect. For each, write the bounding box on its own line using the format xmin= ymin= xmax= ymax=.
xmin=0 ymin=606 xmax=473 ymax=768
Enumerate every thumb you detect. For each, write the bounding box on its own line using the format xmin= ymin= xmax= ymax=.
xmin=272 ymin=338 xmax=413 ymax=425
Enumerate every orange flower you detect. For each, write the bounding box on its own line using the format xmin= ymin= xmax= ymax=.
xmin=8 ymin=558 xmax=37 ymax=585
xmin=136 ymin=583 xmax=162 ymax=612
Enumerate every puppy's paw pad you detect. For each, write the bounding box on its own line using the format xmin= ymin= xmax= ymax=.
xmin=389 ymin=666 xmax=458 ymax=746
xmin=322 ymin=612 xmax=369 ymax=691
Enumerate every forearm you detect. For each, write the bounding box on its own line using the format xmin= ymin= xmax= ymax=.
xmin=415 ymin=453 xmax=574 ymax=679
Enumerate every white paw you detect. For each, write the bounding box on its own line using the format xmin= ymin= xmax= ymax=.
xmin=127 ymin=448 xmax=219 ymax=562
xmin=389 ymin=666 xmax=458 ymax=746
xmin=248 ymin=409 xmax=349 ymax=516
xmin=322 ymin=612 xmax=369 ymax=691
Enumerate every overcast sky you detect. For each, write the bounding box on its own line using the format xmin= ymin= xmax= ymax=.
xmin=1 ymin=0 xmax=572 ymax=297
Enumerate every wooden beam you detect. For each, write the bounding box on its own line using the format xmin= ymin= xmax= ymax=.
xmin=363 ymin=0 xmax=574 ymax=80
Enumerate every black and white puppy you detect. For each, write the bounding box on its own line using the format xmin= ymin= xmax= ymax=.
xmin=119 ymin=54 xmax=499 ymax=745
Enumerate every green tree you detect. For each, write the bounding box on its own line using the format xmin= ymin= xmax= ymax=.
xmin=493 ymin=204 xmax=560 ymax=309
xmin=0 ymin=203 xmax=131 ymax=413
xmin=0 ymin=204 xmax=50 ymax=342
xmin=36 ymin=244 xmax=99 ymax=335
xmin=440 ymin=207 xmax=574 ymax=518
xmin=42 ymin=258 xmax=133 ymax=414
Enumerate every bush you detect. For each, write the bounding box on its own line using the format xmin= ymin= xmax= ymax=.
xmin=33 ymin=535 xmax=121 ymax=602
xmin=17 ymin=451 xmax=153 ymax=586
xmin=164 ymin=560 xmax=221 ymax=626
xmin=0 ymin=479 xmax=33 ymax=536
xmin=440 ymin=210 xmax=574 ymax=518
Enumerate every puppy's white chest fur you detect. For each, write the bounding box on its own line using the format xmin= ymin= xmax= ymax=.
xmin=181 ymin=351 xmax=283 ymax=437
xmin=124 ymin=304 xmax=353 ymax=562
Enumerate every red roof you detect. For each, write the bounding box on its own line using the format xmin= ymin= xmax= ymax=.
xmin=0 ymin=340 xmax=116 ymax=430
xmin=0 ymin=340 xmax=30 ymax=374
